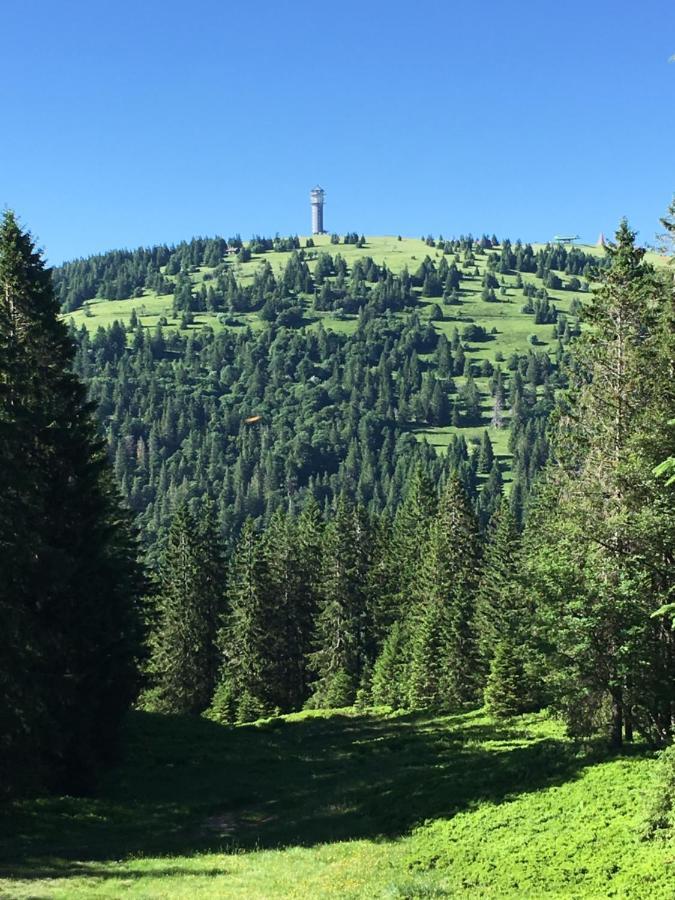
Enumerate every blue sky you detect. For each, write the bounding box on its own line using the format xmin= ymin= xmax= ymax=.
xmin=2 ymin=0 xmax=674 ymax=263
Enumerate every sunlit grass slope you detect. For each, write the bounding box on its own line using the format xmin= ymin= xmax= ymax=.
xmin=0 ymin=708 xmax=671 ymax=898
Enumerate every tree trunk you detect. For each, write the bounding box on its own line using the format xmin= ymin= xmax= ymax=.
xmin=610 ymin=689 xmax=623 ymax=749
xmin=624 ymin=706 xmax=634 ymax=743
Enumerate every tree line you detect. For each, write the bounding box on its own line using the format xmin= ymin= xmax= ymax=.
xmin=52 ymin=230 xmax=605 ymax=313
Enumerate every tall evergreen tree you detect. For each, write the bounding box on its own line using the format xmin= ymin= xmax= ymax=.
xmin=474 ymin=500 xmax=523 ymax=675
xmin=526 ymin=221 xmax=675 ymax=745
xmin=406 ymin=476 xmax=482 ymax=709
xmin=0 ymin=211 xmax=141 ymax=793
xmin=380 ymin=467 xmax=437 ymax=630
xmin=477 ymin=430 xmax=495 ymax=473
xmin=215 ymin=519 xmax=277 ymax=722
xmin=433 ymin=476 xmax=483 ymax=705
xmin=145 ymin=504 xmax=223 ymax=714
xmin=371 ymin=621 xmax=407 ymax=708
xmin=307 ymin=498 xmax=372 ymax=708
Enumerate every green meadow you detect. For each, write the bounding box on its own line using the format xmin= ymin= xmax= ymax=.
xmin=1 ymin=708 xmax=671 ymax=898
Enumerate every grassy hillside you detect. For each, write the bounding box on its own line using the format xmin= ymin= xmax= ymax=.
xmin=64 ymin=234 xmax=588 ymax=343
xmin=1 ymin=708 xmax=672 ymax=899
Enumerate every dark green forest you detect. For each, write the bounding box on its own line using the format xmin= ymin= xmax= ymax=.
xmin=63 ymin=234 xmax=597 ymax=554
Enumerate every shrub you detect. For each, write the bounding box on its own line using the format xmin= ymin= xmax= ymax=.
xmin=208 ymin=680 xmax=237 ymax=724
xmin=640 ymin=745 xmax=675 ymax=841
xmin=462 ymin=323 xmax=488 ymax=342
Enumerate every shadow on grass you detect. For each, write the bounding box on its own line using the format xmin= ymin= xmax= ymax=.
xmin=0 ymin=708 xmax=645 ymax=881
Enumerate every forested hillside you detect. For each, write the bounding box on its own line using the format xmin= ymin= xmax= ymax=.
xmin=46 ymin=222 xmax=673 ymax=739
xmin=58 ymin=233 xmax=602 ymax=552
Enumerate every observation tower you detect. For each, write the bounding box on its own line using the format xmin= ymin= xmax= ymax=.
xmin=310 ymin=186 xmax=325 ymax=235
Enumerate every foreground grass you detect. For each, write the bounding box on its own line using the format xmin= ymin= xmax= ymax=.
xmin=0 ymin=708 xmax=672 ymax=898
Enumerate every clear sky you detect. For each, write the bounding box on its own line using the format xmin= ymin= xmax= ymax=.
xmin=2 ymin=0 xmax=674 ymax=263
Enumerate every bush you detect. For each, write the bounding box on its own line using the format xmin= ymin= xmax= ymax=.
xmin=462 ymin=323 xmax=488 ymax=342
xmin=310 ymin=669 xmax=357 ymax=709
xmin=208 ymin=680 xmax=237 ymax=724
xmin=277 ymin=306 xmax=304 ymax=328
xmin=641 ymin=745 xmax=675 ymax=841
xmin=484 ymin=640 xmax=542 ymax=718
xmin=371 ymin=623 xmax=407 ymax=708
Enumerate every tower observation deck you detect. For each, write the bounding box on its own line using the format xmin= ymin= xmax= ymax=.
xmin=310 ymin=186 xmax=325 ymax=235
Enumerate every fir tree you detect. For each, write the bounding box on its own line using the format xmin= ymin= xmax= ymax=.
xmin=484 ymin=638 xmax=541 ymax=717
xmin=0 ymin=211 xmax=141 ymax=793
xmin=477 ymin=430 xmax=495 ymax=473
xmin=307 ymin=498 xmax=371 ymax=708
xmin=371 ymin=622 xmax=407 ymax=708
xmin=406 ymin=477 xmax=482 ymax=710
xmin=145 ymin=504 xmax=223 ymax=714
xmin=433 ymin=476 xmax=483 ymax=705
xmin=526 ymin=221 xmax=675 ymax=746
xmin=474 ymin=500 xmax=523 ymax=675
xmin=216 ymin=520 xmax=276 ymax=722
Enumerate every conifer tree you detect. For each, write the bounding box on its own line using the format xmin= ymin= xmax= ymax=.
xmin=484 ymin=638 xmax=541 ymax=717
xmin=380 ymin=467 xmax=437 ymax=630
xmin=145 ymin=504 xmax=223 ymax=714
xmin=406 ymin=477 xmax=482 ymax=710
xmin=293 ymin=497 xmax=325 ymax=697
xmin=0 ymin=211 xmax=141 ymax=793
xmin=477 ymin=460 xmax=503 ymax=529
xmin=474 ymin=500 xmax=522 ymax=674
xmin=407 ymin=523 xmax=454 ymax=708
xmin=257 ymin=508 xmax=319 ymax=711
xmin=216 ymin=519 xmax=277 ymax=722
xmin=307 ymin=498 xmax=371 ymax=708
xmin=477 ymin=430 xmax=495 ymax=473
xmin=433 ymin=476 xmax=483 ymax=705
xmin=371 ymin=622 xmax=407 ymax=708
xmin=526 ymin=221 xmax=675 ymax=745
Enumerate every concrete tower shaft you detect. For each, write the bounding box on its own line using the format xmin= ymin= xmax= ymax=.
xmin=310 ymin=186 xmax=325 ymax=235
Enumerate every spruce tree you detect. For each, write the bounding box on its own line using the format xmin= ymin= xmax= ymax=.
xmin=216 ymin=520 xmax=276 ymax=722
xmin=434 ymin=476 xmax=482 ymax=706
xmin=406 ymin=477 xmax=482 ymax=710
xmin=484 ymin=638 xmax=541 ymax=718
xmin=307 ymin=498 xmax=371 ymax=708
xmin=0 ymin=211 xmax=141 ymax=793
xmin=293 ymin=497 xmax=325 ymax=699
xmin=257 ymin=509 xmax=315 ymax=711
xmin=474 ymin=500 xmax=523 ymax=676
xmin=371 ymin=622 xmax=407 ymax=708
xmin=381 ymin=467 xmax=437 ymax=630
xmin=145 ymin=504 xmax=223 ymax=714
xmin=407 ymin=523 xmax=454 ymax=708
xmin=477 ymin=430 xmax=495 ymax=473
xmin=526 ymin=221 xmax=675 ymax=745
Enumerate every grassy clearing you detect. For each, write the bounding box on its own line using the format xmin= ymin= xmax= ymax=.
xmin=0 ymin=708 xmax=671 ymax=898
